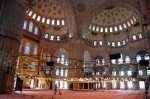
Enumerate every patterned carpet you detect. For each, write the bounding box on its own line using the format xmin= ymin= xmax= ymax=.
xmin=0 ymin=89 xmax=145 ymax=99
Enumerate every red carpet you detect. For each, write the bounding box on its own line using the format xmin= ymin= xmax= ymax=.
xmin=0 ymin=89 xmax=145 ymax=99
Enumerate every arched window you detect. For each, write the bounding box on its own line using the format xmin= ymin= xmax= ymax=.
xmin=100 ymin=27 xmax=103 ymax=32
xmin=57 ymin=20 xmax=60 ymax=25
xmin=92 ymin=26 xmax=96 ymax=31
xmin=44 ymin=34 xmax=49 ymax=39
xmin=118 ymin=42 xmax=121 ymax=46
xmin=33 ymin=45 xmax=38 ymax=55
xmin=111 ymin=59 xmax=116 ymax=64
xmin=32 ymin=13 xmax=36 ymax=19
xmin=112 ymin=42 xmax=115 ymax=46
xmin=114 ymin=26 xmax=118 ymax=31
xmin=123 ymin=23 xmax=127 ymax=28
xmin=37 ymin=16 xmax=41 ymax=21
xmin=122 ymin=40 xmax=126 ymax=45
xmin=34 ymin=26 xmax=38 ymax=35
xmin=94 ymin=41 xmax=97 ymax=46
xmin=56 ymin=36 xmax=60 ymax=41
xmin=23 ymin=20 xmax=27 ymax=29
xmin=29 ymin=22 xmax=33 ymax=32
xmin=61 ymin=20 xmax=65 ymax=25
xmin=28 ymin=11 xmax=33 ymax=16
xmin=138 ymin=33 xmax=142 ymax=39
xmin=57 ymin=54 xmax=67 ymax=65
xmin=110 ymin=27 xmax=113 ymax=32
xmin=42 ymin=17 xmax=45 ymax=23
xmin=136 ymin=55 xmax=141 ymax=63
xmin=47 ymin=19 xmax=50 ymax=24
xmin=119 ymin=25 xmax=122 ymax=30
xmin=99 ymin=41 xmax=102 ymax=45
xmin=125 ymin=56 xmax=130 ymax=63
xmin=24 ymin=43 xmax=30 ymax=54
xmin=132 ymin=35 xmax=137 ymax=40
xmin=50 ymin=35 xmax=54 ymax=40
xmin=108 ymin=41 xmax=110 ymax=46
xmin=144 ymin=54 xmax=149 ymax=60
xmin=118 ymin=54 xmax=123 ymax=64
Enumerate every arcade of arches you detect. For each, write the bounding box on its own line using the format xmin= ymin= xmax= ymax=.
xmin=0 ymin=0 xmax=150 ymax=93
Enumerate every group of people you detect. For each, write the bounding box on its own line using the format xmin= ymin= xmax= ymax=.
xmin=54 ymin=83 xmax=61 ymax=95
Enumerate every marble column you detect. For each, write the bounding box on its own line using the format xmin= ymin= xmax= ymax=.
xmin=0 ymin=0 xmax=27 ymax=92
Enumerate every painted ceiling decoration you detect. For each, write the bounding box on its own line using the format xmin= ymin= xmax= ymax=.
xmin=89 ymin=6 xmax=139 ymax=33
xmin=26 ymin=0 xmax=66 ymax=28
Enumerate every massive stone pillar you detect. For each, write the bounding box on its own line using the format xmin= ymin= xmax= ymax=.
xmin=0 ymin=0 xmax=27 ymax=92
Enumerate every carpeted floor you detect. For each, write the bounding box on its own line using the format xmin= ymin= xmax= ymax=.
xmin=0 ymin=89 xmax=145 ymax=99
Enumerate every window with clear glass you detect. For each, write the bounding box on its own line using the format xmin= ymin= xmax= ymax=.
xmin=96 ymin=72 xmax=100 ymax=75
xmin=24 ymin=43 xmax=30 ymax=54
xmin=23 ymin=20 xmax=27 ymax=29
xmin=62 ymin=20 xmax=65 ymax=25
xmin=127 ymin=21 xmax=131 ymax=26
xmin=34 ymin=26 xmax=38 ymax=35
xmin=28 ymin=11 xmax=33 ymax=16
xmin=57 ymin=20 xmax=60 ymax=25
xmin=94 ymin=41 xmax=97 ymax=46
xmin=102 ymin=59 xmax=105 ymax=65
xmin=56 ymin=68 xmax=59 ymax=76
xmin=118 ymin=54 xmax=123 ymax=64
xmin=100 ymin=27 xmax=103 ymax=32
xmin=138 ymin=34 xmax=142 ymax=39
xmin=125 ymin=56 xmax=130 ymax=63
xmin=89 ymin=24 xmax=92 ymax=29
xmin=56 ymin=36 xmax=60 ymax=41
xmin=120 ymin=71 xmax=124 ymax=76
xmin=118 ymin=42 xmax=121 ymax=46
xmin=130 ymin=19 xmax=134 ymax=24
xmin=112 ymin=42 xmax=115 ymax=46
xmin=108 ymin=42 xmax=110 ymax=46
xmin=42 ymin=17 xmax=45 ymax=23
xmin=132 ymin=35 xmax=137 ymax=40
xmin=65 ymin=69 xmax=68 ymax=77
xmin=110 ymin=27 xmax=113 ymax=32
xmin=33 ymin=45 xmax=38 ymax=55
xmin=111 ymin=59 xmax=116 ymax=64
xmin=37 ymin=16 xmax=41 ymax=21
xmin=50 ymin=35 xmax=54 ymax=40
xmin=127 ymin=70 xmax=132 ymax=76
xmin=29 ymin=22 xmax=33 ymax=32
xmin=119 ymin=25 xmax=122 ymax=30
xmin=147 ymin=70 xmax=150 ymax=75
xmin=114 ymin=26 xmax=118 ymax=31
xmin=123 ymin=23 xmax=127 ymax=28
xmin=144 ymin=54 xmax=149 ymax=60
xmin=32 ymin=13 xmax=36 ymax=19
xmin=112 ymin=71 xmax=116 ymax=76
xmin=60 ymin=69 xmax=64 ymax=76
xmin=105 ymin=28 xmax=108 ymax=32
xmin=123 ymin=40 xmax=126 ymax=45
xmin=136 ymin=55 xmax=141 ymax=63
xmin=132 ymin=16 xmax=137 ymax=21
xmin=138 ymin=70 xmax=143 ymax=75
xmin=52 ymin=19 xmax=55 ymax=25
xmin=46 ymin=19 xmax=50 ymax=24
xmin=44 ymin=34 xmax=49 ymax=39
xmin=96 ymin=27 xmax=99 ymax=32
xmin=99 ymin=41 xmax=102 ymax=45
xmin=96 ymin=59 xmax=100 ymax=65
xmin=92 ymin=26 xmax=96 ymax=31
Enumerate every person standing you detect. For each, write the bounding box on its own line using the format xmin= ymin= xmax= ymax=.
xmin=54 ymin=83 xmax=57 ymax=95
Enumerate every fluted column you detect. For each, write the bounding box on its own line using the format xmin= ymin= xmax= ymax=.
xmin=0 ymin=0 xmax=27 ymax=92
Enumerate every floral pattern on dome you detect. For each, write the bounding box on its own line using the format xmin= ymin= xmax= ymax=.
xmin=32 ymin=0 xmax=65 ymax=19
xmin=92 ymin=6 xmax=135 ymax=26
